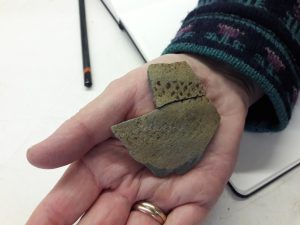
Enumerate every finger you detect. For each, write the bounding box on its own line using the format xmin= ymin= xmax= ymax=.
xmin=27 ymin=77 xmax=136 ymax=169
xmin=126 ymin=211 xmax=161 ymax=225
xmin=78 ymin=191 xmax=132 ymax=225
xmin=164 ymin=204 xmax=208 ymax=225
xmin=26 ymin=161 xmax=101 ymax=225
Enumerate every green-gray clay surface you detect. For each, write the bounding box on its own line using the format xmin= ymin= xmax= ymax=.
xmin=111 ymin=61 xmax=220 ymax=177
xmin=148 ymin=61 xmax=205 ymax=108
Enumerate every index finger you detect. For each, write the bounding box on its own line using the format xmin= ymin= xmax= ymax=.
xmin=27 ymin=76 xmax=136 ymax=169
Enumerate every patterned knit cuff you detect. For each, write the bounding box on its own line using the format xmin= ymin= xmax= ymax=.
xmin=163 ymin=11 xmax=300 ymax=132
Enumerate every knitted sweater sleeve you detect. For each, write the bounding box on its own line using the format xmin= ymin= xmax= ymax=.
xmin=163 ymin=0 xmax=300 ymax=132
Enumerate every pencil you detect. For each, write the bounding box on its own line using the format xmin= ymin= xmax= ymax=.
xmin=79 ymin=0 xmax=92 ymax=88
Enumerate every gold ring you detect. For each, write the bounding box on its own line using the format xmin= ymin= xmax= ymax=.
xmin=133 ymin=201 xmax=167 ymax=224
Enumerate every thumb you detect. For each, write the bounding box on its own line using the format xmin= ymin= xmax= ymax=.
xmin=27 ymin=78 xmax=135 ymax=169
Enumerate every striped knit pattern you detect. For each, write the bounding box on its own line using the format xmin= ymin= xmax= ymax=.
xmin=163 ymin=0 xmax=300 ymax=132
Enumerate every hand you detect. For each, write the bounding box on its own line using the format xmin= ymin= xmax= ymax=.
xmin=26 ymin=54 xmax=260 ymax=225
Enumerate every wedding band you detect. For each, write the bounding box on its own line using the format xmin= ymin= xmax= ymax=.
xmin=133 ymin=201 xmax=167 ymax=224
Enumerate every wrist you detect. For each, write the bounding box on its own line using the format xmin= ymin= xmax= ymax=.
xmin=175 ymin=53 xmax=264 ymax=108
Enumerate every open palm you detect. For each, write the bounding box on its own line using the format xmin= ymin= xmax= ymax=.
xmin=26 ymin=54 xmax=254 ymax=225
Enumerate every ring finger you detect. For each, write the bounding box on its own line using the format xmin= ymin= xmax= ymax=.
xmin=78 ymin=191 xmax=132 ymax=225
xmin=126 ymin=211 xmax=162 ymax=225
